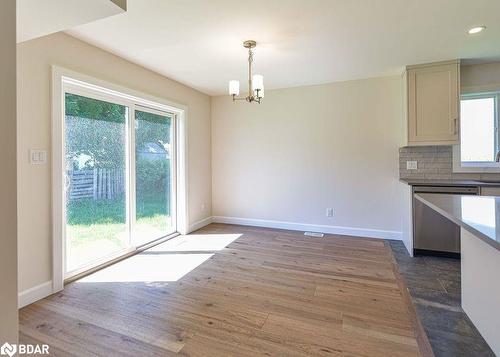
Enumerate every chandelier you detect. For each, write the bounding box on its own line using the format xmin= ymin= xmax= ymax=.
xmin=228 ymin=40 xmax=264 ymax=103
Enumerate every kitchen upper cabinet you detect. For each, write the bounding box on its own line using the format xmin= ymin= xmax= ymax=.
xmin=404 ymin=60 xmax=460 ymax=146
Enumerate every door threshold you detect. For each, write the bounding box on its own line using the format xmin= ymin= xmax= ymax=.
xmin=64 ymin=231 xmax=180 ymax=284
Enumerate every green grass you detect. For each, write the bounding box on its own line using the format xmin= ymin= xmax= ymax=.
xmin=67 ymin=197 xmax=126 ymax=225
xmin=66 ymin=192 xmax=170 ymax=247
xmin=136 ymin=189 xmax=170 ymax=230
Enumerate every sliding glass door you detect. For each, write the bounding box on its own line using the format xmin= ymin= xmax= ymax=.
xmin=63 ymin=89 xmax=176 ymax=278
xmin=65 ymin=93 xmax=130 ymax=274
xmin=134 ymin=109 xmax=175 ymax=246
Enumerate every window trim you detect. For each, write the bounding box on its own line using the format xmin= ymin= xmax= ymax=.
xmin=453 ymin=92 xmax=500 ymax=173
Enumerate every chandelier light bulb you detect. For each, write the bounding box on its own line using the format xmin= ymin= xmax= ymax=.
xmin=253 ymin=74 xmax=264 ymax=91
xmin=229 ymin=80 xmax=240 ymax=96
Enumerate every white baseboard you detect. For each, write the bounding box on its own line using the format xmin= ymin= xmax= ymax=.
xmin=18 ymin=281 xmax=53 ymax=308
xmin=212 ymin=216 xmax=402 ymax=240
xmin=188 ymin=216 xmax=214 ymax=233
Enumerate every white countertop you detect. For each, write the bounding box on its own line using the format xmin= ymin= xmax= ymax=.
xmin=414 ymin=193 xmax=500 ymax=251
xmin=400 ymin=178 xmax=500 ymax=187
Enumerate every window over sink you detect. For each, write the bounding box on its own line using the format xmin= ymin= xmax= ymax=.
xmin=453 ymin=91 xmax=500 ymax=172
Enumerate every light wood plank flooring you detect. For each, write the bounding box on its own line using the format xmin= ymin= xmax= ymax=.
xmin=20 ymin=223 xmax=432 ymax=356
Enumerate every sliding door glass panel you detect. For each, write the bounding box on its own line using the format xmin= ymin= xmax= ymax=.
xmin=134 ymin=109 xmax=174 ymax=245
xmin=65 ymin=93 xmax=129 ymax=274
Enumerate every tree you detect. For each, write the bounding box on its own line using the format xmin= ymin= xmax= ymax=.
xmin=66 ymin=93 xmax=126 ymax=169
xmin=65 ymin=93 xmax=171 ymax=177
xmin=65 ymin=93 xmax=125 ymax=123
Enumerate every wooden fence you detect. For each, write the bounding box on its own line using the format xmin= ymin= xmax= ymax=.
xmin=68 ymin=169 xmax=125 ymax=200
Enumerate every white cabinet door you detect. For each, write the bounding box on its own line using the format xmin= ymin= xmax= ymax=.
xmin=407 ymin=61 xmax=460 ymax=145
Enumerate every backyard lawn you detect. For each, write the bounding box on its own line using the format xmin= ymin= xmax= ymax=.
xmin=66 ymin=193 xmax=171 ymax=272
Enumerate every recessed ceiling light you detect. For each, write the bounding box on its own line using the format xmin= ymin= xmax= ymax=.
xmin=468 ymin=26 xmax=486 ymax=34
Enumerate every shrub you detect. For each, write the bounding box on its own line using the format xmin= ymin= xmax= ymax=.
xmin=136 ymin=158 xmax=170 ymax=194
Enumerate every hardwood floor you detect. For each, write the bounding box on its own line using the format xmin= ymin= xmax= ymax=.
xmin=20 ymin=223 xmax=432 ymax=356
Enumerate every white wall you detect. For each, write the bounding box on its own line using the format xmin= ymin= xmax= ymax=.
xmin=211 ymin=76 xmax=403 ymax=239
xmin=0 ymin=0 xmax=19 ymax=343
xmin=17 ymin=0 xmax=126 ymax=43
xmin=461 ymin=62 xmax=500 ymax=92
xmin=17 ymin=32 xmax=211 ymax=294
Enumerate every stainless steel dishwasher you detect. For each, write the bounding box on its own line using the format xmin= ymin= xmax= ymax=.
xmin=413 ymin=185 xmax=479 ymax=257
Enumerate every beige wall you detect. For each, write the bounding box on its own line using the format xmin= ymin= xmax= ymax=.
xmin=17 ymin=32 xmax=211 ymax=292
xmin=0 ymin=0 xmax=18 ymax=343
xmin=461 ymin=62 xmax=500 ymax=92
xmin=211 ymin=76 xmax=403 ymax=237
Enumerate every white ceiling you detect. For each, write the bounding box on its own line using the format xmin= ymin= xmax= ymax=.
xmin=18 ymin=0 xmax=125 ymax=43
xmin=67 ymin=0 xmax=500 ymax=95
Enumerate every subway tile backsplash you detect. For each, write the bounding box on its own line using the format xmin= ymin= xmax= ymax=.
xmin=399 ymin=146 xmax=500 ymax=181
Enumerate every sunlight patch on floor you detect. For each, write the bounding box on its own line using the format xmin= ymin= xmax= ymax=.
xmin=77 ymin=233 xmax=242 ymax=283
xmin=78 ymin=253 xmax=214 ymax=283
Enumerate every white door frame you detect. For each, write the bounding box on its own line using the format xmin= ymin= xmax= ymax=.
xmin=51 ymin=65 xmax=189 ymax=292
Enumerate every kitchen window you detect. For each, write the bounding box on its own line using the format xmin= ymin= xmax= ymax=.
xmin=453 ymin=92 xmax=500 ymax=172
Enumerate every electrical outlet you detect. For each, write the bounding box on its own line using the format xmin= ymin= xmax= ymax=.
xmin=406 ymin=160 xmax=418 ymax=170
xmin=326 ymin=208 xmax=334 ymax=217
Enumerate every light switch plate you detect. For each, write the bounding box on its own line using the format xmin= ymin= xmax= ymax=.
xmin=406 ymin=161 xmax=418 ymax=170
xmin=30 ymin=149 xmax=47 ymax=164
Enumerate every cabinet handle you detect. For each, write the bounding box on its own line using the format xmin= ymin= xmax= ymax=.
xmin=453 ymin=118 xmax=458 ymax=135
